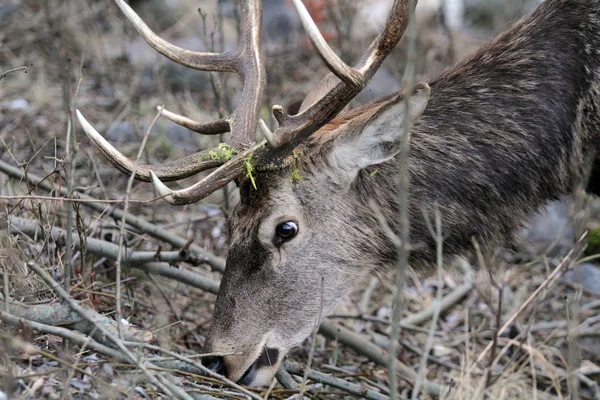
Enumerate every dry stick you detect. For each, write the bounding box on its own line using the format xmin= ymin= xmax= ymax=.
xmin=26 ymin=261 xmax=178 ymax=398
xmin=7 ymin=217 xmax=220 ymax=294
xmin=472 ymin=232 xmax=587 ymax=370
xmin=318 ymin=320 xmax=445 ymax=397
xmin=115 ymin=107 xmax=163 ymax=343
xmin=0 ymin=64 xmax=32 ymax=81
xmin=0 ymin=159 xmax=226 ymax=272
xmin=63 ymin=58 xmax=75 ymax=295
xmin=566 ymin=287 xmax=582 ymax=400
xmin=0 ymin=293 xmax=151 ymax=344
xmin=389 ymin=1 xmax=416 ymax=398
xmin=0 ymin=195 xmax=161 ymax=203
xmin=398 ymin=269 xmax=473 ymax=327
xmin=411 ymin=208 xmax=444 ymax=400
xmin=121 ymin=342 xmax=263 ymax=400
xmin=276 ymin=367 xmax=299 ymax=391
xmin=285 ymin=360 xmax=389 ymax=400
xmin=0 ymin=310 xmax=129 ymax=368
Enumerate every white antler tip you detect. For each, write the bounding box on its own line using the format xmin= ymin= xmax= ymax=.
xmin=258 ymin=119 xmax=277 ymax=147
xmin=75 ymin=109 xmax=100 ymax=140
xmin=150 ymin=171 xmax=176 ymax=203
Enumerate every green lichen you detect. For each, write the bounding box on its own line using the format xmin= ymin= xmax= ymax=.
xmin=585 ymin=227 xmax=600 ymax=256
xmin=244 ymin=155 xmax=257 ymax=190
xmin=369 ymin=168 xmax=379 ymax=177
xmin=289 ymin=150 xmax=303 ymax=184
xmin=209 ymin=143 xmax=237 ymax=162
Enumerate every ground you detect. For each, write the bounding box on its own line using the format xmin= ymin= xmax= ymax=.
xmin=0 ymin=0 xmax=599 ymax=399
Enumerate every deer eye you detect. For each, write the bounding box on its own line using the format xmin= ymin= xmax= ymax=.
xmin=274 ymin=221 xmax=299 ymax=245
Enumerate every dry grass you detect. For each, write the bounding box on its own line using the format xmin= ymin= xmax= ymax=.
xmin=1 ymin=0 xmax=599 ymax=399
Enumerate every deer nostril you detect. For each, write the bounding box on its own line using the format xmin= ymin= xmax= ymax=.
xmin=204 ymin=356 xmax=225 ymax=376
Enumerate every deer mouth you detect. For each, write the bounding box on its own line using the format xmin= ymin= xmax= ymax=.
xmin=237 ymin=347 xmax=280 ymax=385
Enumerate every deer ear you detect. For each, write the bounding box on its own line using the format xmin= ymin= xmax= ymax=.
xmin=329 ymin=82 xmax=430 ymax=183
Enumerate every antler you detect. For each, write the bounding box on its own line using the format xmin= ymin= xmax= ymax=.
xmin=78 ymin=0 xmax=413 ymax=205
xmin=266 ymin=0 xmax=414 ymax=161
xmin=77 ymin=0 xmax=264 ymax=187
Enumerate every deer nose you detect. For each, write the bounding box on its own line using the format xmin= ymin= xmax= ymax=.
xmin=204 ymin=355 xmax=225 ymax=376
xmin=237 ymin=347 xmax=280 ymax=385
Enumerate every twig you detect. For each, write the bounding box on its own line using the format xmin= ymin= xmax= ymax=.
xmin=389 ymin=1 xmax=417 ymax=398
xmin=7 ymin=217 xmax=220 ymax=294
xmin=0 ymin=309 xmax=129 ymax=363
xmin=566 ymin=287 xmax=582 ymax=400
xmin=411 ymin=207 xmax=444 ymax=399
xmin=318 ymin=320 xmax=446 ymax=397
xmin=0 ymin=64 xmax=32 ymax=81
xmin=0 ymin=294 xmax=152 ymax=344
xmin=0 ymin=159 xmax=226 ymax=272
xmin=276 ymin=368 xmax=299 ymax=390
xmin=114 ymin=106 xmax=163 ymax=342
xmin=299 ymin=277 xmax=324 ymax=398
xmin=26 ymin=261 xmax=178 ymax=398
xmin=472 ymin=232 xmax=587 ymax=370
xmin=399 ymin=279 xmax=473 ymax=327
xmin=285 ymin=360 xmax=389 ymax=400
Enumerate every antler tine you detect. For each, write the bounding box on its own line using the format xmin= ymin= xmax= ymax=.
xmin=76 ymin=111 xmax=223 ymax=182
xmin=160 ymin=107 xmax=229 ymax=135
xmin=78 ymin=0 xmax=265 ymax=205
xmin=291 ymin=0 xmax=363 ymax=88
xmin=266 ymin=0 xmax=412 ymax=160
xmin=114 ymin=0 xmax=238 ymax=72
xmin=114 ymin=0 xmax=265 ymax=145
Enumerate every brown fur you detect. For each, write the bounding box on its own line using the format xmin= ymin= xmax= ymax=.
xmin=205 ymin=0 xmax=600 ymax=386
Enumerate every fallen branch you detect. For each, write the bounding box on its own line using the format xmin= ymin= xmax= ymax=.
xmin=399 ymin=258 xmax=474 ymax=327
xmin=0 ymin=159 xmax=225 ymax=272
xmin=0 ymin=309 xmax=130 ymax=363
xmin=285 ymin=360 xmax=389 ymax=400
xmin=25 ymin=261 xmax=179 ymax=398
xmin=318 ymin=320 xmax=446 ymax=398
xmin=6 ymin=216 xmax=220 ymax=294
xmin=0 ymin=294 xmax=152 ymax=345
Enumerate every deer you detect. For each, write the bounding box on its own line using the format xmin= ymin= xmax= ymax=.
xmin=76 ymin=0 xmax=600 ymax=388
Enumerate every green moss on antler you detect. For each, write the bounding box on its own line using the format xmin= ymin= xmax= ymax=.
xmin=244 ymin=154 xmax=257 ymax=190
xmin=289 ymin=150 xmax=303 ymax=184
xmin=209 ymin=143 xmax=237 ymax=162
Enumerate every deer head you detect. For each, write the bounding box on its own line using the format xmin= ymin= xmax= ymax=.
xmin=77 ymin=0 xmax=428 ymax=386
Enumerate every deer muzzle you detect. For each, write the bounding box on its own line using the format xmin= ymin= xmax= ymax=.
xmin=204 ymin=336 xmax=284 ymax=386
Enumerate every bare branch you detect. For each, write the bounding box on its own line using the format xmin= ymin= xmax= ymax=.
xmin=0 ymin=64 xmax=33 ymax=81
xmin=0 ymin=296 xmax=152 ymax=344
xmin=0 ymin=159 xmax=226 ymax=272
xmin=7 ymin=216 xmax=221 ymax=294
